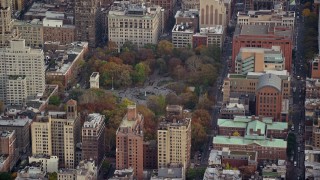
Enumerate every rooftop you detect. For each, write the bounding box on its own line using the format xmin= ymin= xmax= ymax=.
xmin=200 ymin=25 xmax=224 ymax=34
xmin=257 ymin=73 xmax=282 ymax=91
xmin=213 ymin=136 xmax=287 ymax=148
xmin=172 ymin=24 xmax=195 ymax=33
xmin=174 ymin=9 xmax=199 ymax=19
xmin=83 ymin=113 xmax=104 ymax=129
xmin=0 ymin=116 xmax=32 ymax=126
xmin=238 ymin=9 xmax=295 ymax=19
xmin=109 ymin=1 xmax=162 ymax=18
xmin=45 ymin=41 xmax=88 ymax=75
xmin=236 ymin=24 xmax=292 ymax=37
xmin=90 ymin=72 xmax=99 ymax=78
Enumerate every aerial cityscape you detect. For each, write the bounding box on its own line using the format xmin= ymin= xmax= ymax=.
xmin=0 ymin=0 xmax=316 ymax=179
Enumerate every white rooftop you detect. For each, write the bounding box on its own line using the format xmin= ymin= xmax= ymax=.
xmin=84 ymin=113 xmax=104 ymax=128
xmin=0 ymin=117 xmax=32 ymax=126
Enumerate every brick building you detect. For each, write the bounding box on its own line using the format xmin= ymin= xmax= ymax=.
xmin=214 ymin=118 xmax=287 ymax=161
xmin=232 ymin=25 xmax=293 ymax=72
xmin=143 ymin=140 xmax=158 ymax=170
xmin=256 ymin=73 xmax=283 ymax=121
xmin=217 ymin=116 xmax=288 ymax=139
xmin=43 ymin=18 xmax=75 ymax=45
xmin=116 ymin=105 xmax=144 ymax=180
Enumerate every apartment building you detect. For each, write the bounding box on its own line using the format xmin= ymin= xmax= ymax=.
xmin=157 ymin=105 xmax=191 ymax=169
xmin=172 ymin=10 xmax=199 ymax=48
xmin=0 ymin=39 xmax=45 ymax=105
xmin=146 ymin=0 xmax=176 ymax=31
xmin=31 ymin=116 xmax=52 ymax=156
xmin=219 ymin=103 xmax=246 ymax=119
xmin=0 ymin=116 xmax=32 ymax=154
xmin=143 ymin=140 xmax=157 ymax=170
xmin=181 ymin=0 xmax=200 ymax=10
xmin=232 ymin=25 xmax=293 ymax=72
xmin=82 ymin=113 xmax=105 ymax=169
xmin=45 ymin=41 xmax=88 ymax=89
xmin=0 ymin=130 xmax=18 ymax=171
xmin=75 ymin=0 xmax=102 ymax=47
xmin=29 ymin=155 xmax=59 ymax=173
xmin=57 ymin=159 xmax=97 ymax=180
xmin=193 ymin=25 xmax=224 ymax=48
xmin=172 ymin=24 xmax=194 ymax=48
xmin=237 ymin=9 xmax=295 ymax=28
xmin=31 ymin=100 xmax=81 ymax=168
xmin=43 ymin=18 xmax=75 ymax=45
xmin=116 ymin=105 xmax=144 ymax=180
xmin=13 ymin=19 xmax=43 ymax=48
xmin=108 ymin=1 xmax=164 ymax=50
xmin=199 ymin=0 xmax=227 ymax=28
xmin=235 ymin=46 xmax=285 ymax=75
xmin=175 ymin=10 xmax=199 ymax=32
xmin=6 ymin=76 xmax=28 ymax=105
xmin=0 ymin=0 xmax=15 ymax=47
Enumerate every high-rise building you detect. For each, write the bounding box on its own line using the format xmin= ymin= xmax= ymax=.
xmin=82 ymin=113 xmax=105 ymax=169
xmin=116 ymin=105 xmax=144 ymax=180
xmin=13 ymin=19 xmax=43 ymax=48
xmin=0 ymin=39 xmax=45 ymax=105
xmin=199 ymin=0 xmax=227 ymax=28
xmin=108 ymin=1 xmax=164 ymax=50
xmin=157 ymin=105 xmax=191 ymax=169
xmin=74 ymin=0 xmax=101 ymax=47
xmin=49 ymin=99 xmax=81 ymax=168
xmin=31 ymin=100 xmax=81 ymax=169
xmin=0 ymin=0 xmax=15 ymax=47
xmin=31 ymin=116 xmax=52 ymax=156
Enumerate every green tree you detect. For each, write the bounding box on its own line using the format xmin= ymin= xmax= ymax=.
xmin=302 ymin=8 xmax=311 ymax=17
xmin=132 ymin=63 xmax=149 ymax=84
xmin=157 ymin=40 xmax=174 ymax=56
xmin=48 ymin=172 xmax=57 ymax=180
xmin=49 ymin=95 xmax=61 ymax=106
xmin=186 ymin=167 xmax=206 ymax=180
xmin=0 ymin=172 xmax=12 ymax=180
xmin=147 ymin=95 xmax=166 ymax=116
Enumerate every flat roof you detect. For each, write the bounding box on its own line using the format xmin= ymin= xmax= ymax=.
xmin=213 ymin=136 xmax=287 ymax=148
xmin=217 ymin=119 xmax=247 ymax=128
xmin=240 ymin=25 xmax=268 ymax=35
xmin=0 ymin=117 xmax=32 ymax=126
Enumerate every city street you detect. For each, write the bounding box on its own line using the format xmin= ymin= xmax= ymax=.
xmin=286 ymin=4 xmax=306 ymax=180
xmin=201 ymin=14 xmax=236 ymax=165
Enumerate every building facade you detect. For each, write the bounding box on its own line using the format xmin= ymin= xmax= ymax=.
xmin=235 ymin=46 xmax=285 ymax=75
xmin=89 ymin=72 xmax=100 ymax=89
xmin=82 ymin=113 xmax=105 ymax=169
xmin=0 ymin=0 xmax=15 ymax=47
xmin=43 ymin=18 xmax=75 ymax=45
xmin=6 ymin=76 xmax=28 ymax=105
xmin=108 ymin=1 xmax=164 ymax=50
xmin=0 ymin=117 xmax=32 ymax=155
xmin=143 ymin=140 xmax=158 ymax=170
xmin=74 ymin=0 xmax=101 ymax=47
xmin=199 ymin=0 xmax=227 ymax=28
xmin=13 ymin=19 xmax=44 ymax=48
xmin=237 ymin=9 xmax=295 ymax=28
xmin=232 ymin=25 xmax=293 ymax=72
xmin=0 ymin=39 xmax=45 ymax=105
xmin=116 ymin=105 xmax=144 ymax=180
xmin=0 ymin=130 xmax=18 ymax=171
xmin=28 ymin=155 xmax=59 ymax=173
xmin=157 ymin=105 xmax=191 ymax=169
xmin=31 ymin=100 xmax=81 ymax=168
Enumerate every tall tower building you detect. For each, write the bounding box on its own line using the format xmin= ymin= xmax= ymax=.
xmin=157 ymin=105 xmax=191 ymax=168
xmin=116 ymin=105 xmax=144 ymax=180
xmin=82 ymin=113 xmax=106 ymax=169
xmin=0 ymin=39 xmax=45 ymax=105
xmin=199 ymin=0 xmax=227 ymax=28
xmin=74 ymin=0 xmax=101 ymax=47
xmin=31 ymin=100 xmax=81 ymax=168
xmin=0 ymin=0 xmax=18 ymax=47
xmin=31 ymin=116 xmax=53 ymax=156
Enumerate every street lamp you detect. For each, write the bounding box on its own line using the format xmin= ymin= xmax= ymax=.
xmin=111 ymin=76 xmax=114 ymax=91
